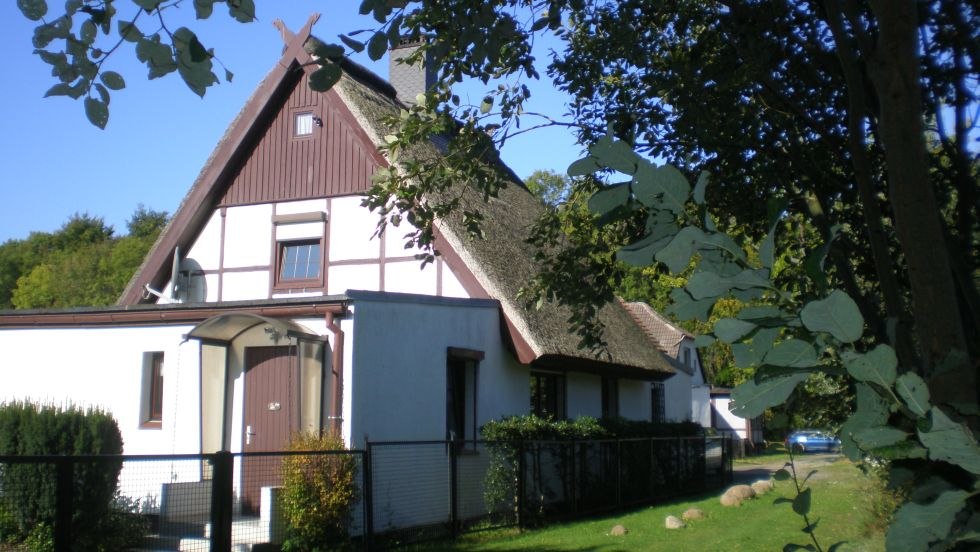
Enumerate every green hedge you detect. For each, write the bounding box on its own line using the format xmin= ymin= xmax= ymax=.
xmin=0 ymin=402 xmax=125 ymax=551
xmin=480 ymin=414 xmax=703 ymax=441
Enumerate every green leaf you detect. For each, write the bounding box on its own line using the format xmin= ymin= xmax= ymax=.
xmin=224 ymin=68 xmax=233 ymax=82
xmin=132 ymin=0 xmax=163 ymax=10
xmin=773 ymin=468 xmax=791 ymax=481
xmin=368 ymin=31 xmax=388 ymax=60
xmin=193 ymin=0 xmax=214 ymax=19
xmin=693 ymin=334 xmax=716 ymax=347
xmin=666 ymin=288 xmax=714 ymax=322
xmin=84 ymin=96 xmax=108 ymax=129
xmin=311 ymin=42 xmax=345 ymax=60
xmin=762 ymin=339 xmax=819 ymax=368
xmin=589 ymin=134 xmax=639 ymax=175
xmin=686 ymin=271 xmax=727 ymax=300
xmin=227 ymin=0 xmax=255 ymax=23
xmin=853 ymin=427 xmax=909 ymax=449
xmin=760 ymin=222 xmax=777 ymax=269
xmin=730 ymin=373 xmax=807 ymax=419
xmin=616 ymin=232 xmax=671 ymax=267
xmin=886 ymin=490 xmax=969 ymax=551
xmin=632 ymin=163 xmax=690 ymax=213
xmin=339 ymin=34 xmax=366 ymax=53
xmin=80 ymin=19 xmax=97 ymax=45
xmin=100 ymin=71 xmax=125 ymax=90
xmin=800 ymin=290 xmax=864 ymax=343
xmin=839 ymin=383 xmax=891 ymax=460
xmin=692 ymin=171 xmax=709 ymax=205
xmin=656 ymin=226 xmax=704 ymax=273
xmin=792 ymin=488 xmax=811 ymax=516
xmin=713 ymin=318 xmax=756 ymax=343
xmin=843 ymin=344 xmax=897 ymax=387
xmin=918 ymin=407 xmax=980 ymax=475
xmin=43 ymin=82 xmax=72 ymax=97
xmin=18 ymin=0 xmax=48 ymax=20
xmin=567 ymin=155 xmax=601 ymax=177
xmin=309 ymin=63 xmax=342 ymax=92
xmin=587 ymin=182 xmax=630 ymax=218
xmin=480 ymin=96 xmax=493 ymax=114
xmin=699 ymin=232 xmax=747 ymax=263
xmin=895 ymin=373 xmax=930 ymax=417
xmin=118 ymin=20 xmax=142 ymax=43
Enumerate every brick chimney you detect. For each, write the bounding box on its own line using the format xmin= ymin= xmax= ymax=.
xmin=389 ymin=37 xmax=436 ymax=104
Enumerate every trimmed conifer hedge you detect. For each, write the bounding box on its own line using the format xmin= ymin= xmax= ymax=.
xmin=0 ymin=402 xmax=124 ymax=550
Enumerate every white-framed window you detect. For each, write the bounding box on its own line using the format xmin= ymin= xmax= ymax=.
xmin=278 ymin=239 xmax=322 ymax=281
xmin=294 ymin=111 xmax=314 ymax=136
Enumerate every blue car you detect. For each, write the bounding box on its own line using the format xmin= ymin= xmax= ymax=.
xmin=786 ymin=430 xmax=841 ymax=453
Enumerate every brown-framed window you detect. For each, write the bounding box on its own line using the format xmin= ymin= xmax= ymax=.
xmin=275 ymin=238 xmax=323 ymax=289
xmin=140 ymin=352 xmax=164 ymax=429
xmin=446 ymin=348 xmax=482 ymax=444
xmin=601 ymin=377 xmax=619 ymax=419
xmin=651 ymin=382 xmax=666 ymax=423
xmin=530 ymin=371 xmax=566 ymax=420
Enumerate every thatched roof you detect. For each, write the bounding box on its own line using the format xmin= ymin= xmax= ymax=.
xmin=118 ymin=18 xmax=675 ymax=380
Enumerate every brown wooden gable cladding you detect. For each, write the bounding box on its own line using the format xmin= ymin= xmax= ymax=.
xmin=219 ymin=70 xmax=387 ymax=207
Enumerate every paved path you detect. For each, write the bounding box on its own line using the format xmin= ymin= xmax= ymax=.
xmin=732 ymin=453 xmax=842 ymax=484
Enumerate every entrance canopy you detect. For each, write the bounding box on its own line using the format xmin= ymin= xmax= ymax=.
xmin=184 ymin=312 xmax=321 ymax=344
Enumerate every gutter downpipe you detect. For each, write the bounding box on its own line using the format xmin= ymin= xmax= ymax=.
xmin=325 ymin=311 xmax=345 ymax=438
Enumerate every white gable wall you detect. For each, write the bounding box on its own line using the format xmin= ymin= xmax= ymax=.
xmin=166 ymin=197 xmax=466 ymax=303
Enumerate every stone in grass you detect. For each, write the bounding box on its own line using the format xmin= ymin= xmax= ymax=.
xmin=682 ymin=507 xmax=705 ymax=521
xmin=751 ymin=479 xmax=774 ymax=496
xmin=725 ymin=484 xmax=757 ymax=501
xmin=719 ymin=492 xmax=742 ymax=507
xmin=665 ymin=515 xmax=686 ymax=529
xmin=610 ymin=524 xmax=628 ymax=536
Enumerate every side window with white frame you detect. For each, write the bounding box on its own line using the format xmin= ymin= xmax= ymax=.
xmin=272 ymin=211 xmax=327 ymax=292
xmin=140 ymin=351 xmax=164 ymax=429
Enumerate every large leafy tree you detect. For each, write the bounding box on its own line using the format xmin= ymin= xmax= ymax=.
xmin=0 ymin=207 xmax=168 ymax=309
xmin=19 ymin=0 xmax=978 ymax=547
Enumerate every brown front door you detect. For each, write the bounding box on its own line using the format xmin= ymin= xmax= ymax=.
xmin=242 ymin=345 xmax=297 ymax=513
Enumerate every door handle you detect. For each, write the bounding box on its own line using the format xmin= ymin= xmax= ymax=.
xmin=246 ymin=425 xmax=255 ymax=445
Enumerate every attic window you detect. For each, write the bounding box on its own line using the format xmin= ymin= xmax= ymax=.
xmin=294 ymin=112 xmax=315 ymax=136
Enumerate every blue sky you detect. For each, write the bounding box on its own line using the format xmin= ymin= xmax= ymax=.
xmin=0 ymin=1 xmax=579 ymax=243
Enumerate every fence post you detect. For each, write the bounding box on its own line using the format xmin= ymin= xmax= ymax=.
xmin=364 ymin=442 xmax=374 ymax=548
xmin=449 ymin=438 xmax=459 ymax=539
xmin=570 ymin=440 xmax=578 ymax=516
xmin=54 ymin=457 xmax=72 ymax=551
xmin=210 ymin=451 xmax=233 ymax=552
xmin=516 ymin=440 xmax=525 ymax=530
xmin=615 ymin=439 xmax=622 ymax=509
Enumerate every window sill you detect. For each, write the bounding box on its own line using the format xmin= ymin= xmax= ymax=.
xmin=140 ymin=420 xmax=162 ymax=430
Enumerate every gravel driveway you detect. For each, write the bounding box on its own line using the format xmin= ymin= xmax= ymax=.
xmin=732 ymin=453 xmax=843 ymax=484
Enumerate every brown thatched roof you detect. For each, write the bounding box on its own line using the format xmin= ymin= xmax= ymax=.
xmin=118 ymin=18 xmax=675 ymax=380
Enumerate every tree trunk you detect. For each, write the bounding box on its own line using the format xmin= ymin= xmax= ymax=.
xmin=867 ymin=0 xmax=975 ymax=406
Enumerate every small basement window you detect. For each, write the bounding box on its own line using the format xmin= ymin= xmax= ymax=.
xmin=278 ymin=239 xmax=322 ymax=282
xmin=294 ymin=111 xmax=314 ymax=136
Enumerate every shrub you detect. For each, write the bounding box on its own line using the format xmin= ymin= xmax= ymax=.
xmin=280 ymin=432 xmax=358 ymax=551
xmin=0 ymin=402 xmax=123 ymax=550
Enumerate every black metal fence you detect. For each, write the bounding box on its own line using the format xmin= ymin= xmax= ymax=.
xmin=0 ymin=436 xmax=730 ymax=550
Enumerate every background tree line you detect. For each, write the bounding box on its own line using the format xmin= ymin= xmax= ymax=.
xmin=0 ymin=206 xmax=168 ymax=309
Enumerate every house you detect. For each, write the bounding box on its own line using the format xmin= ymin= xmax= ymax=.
xmin=621 ymin=301 xmax=712 ymax=426
xmin=0 ymin=16 xmax=677 ymax=473
xmin=710 ymin=387 xmax=764 ymax=448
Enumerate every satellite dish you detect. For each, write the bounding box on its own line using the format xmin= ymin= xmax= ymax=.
xmin=169 ymin=246 xmax=183 ymax=302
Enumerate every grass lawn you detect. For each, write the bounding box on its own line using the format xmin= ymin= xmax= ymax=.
xmin=418 ymin=456 xmax=887 ymax=551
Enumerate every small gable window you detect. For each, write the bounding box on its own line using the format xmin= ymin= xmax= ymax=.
xmin=140 ymin=351 xmax=164 ymax=429
xmin=278 ymin=239 xmax=322 ymax=282
xmin=294 ymin=111 xmax=315 ymax=136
